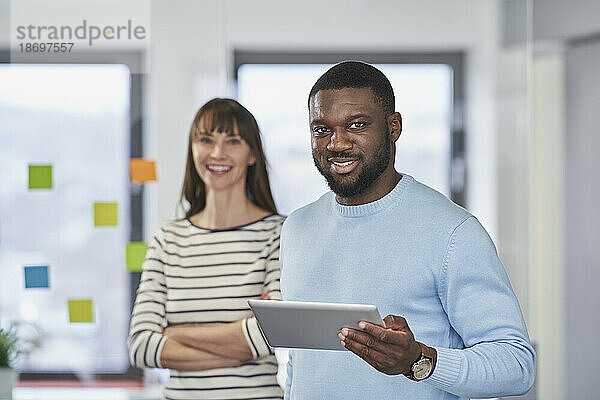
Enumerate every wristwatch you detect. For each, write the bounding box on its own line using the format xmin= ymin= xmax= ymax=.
xmin=406 ymin=342 xmax=435 ymax=381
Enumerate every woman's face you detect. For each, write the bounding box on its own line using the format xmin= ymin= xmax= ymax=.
xmin=191 ymin=128 xmax=256 ymax=193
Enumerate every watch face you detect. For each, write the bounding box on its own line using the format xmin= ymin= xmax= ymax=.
xmin=412 ymin=358 xmax=433 ymax=380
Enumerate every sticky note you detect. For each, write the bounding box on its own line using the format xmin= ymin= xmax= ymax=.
xmin=130 ymin=159 xmax=157 ymax=183
xmin=94 ymin=202 xmax=118 ymax=226
xmin=68 ymin=299 xmax=94 ymax=323
xmin=28 ymin=164 xmax=53 ymax=189
xmin=126 ymin=242 xmax=148 ymax=272
xmin=24 ymin=265 xmax=49 ymax=288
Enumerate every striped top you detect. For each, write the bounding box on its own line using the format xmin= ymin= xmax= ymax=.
xmin=128 ymin=214 xmax=285 ymax=400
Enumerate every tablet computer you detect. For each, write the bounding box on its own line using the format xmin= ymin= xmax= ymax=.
xmin=247 ymin=299 xmax=384 ymax=351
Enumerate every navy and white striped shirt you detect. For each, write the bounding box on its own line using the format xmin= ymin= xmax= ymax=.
xmin=128 ymin=214 xmax=284 ymax=400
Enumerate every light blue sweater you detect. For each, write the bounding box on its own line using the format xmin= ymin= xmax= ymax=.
xmin=280 ymin=175 xmax=535 ymax=400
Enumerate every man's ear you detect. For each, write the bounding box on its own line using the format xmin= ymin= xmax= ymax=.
xmin=388 ymin=112 xmax=402 ymax=142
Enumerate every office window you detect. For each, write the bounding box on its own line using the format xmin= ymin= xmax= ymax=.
xmin=237 ymin=63 xmax=453 ymax=215
xmin=0 ymin=64 xmax=131 ymax=373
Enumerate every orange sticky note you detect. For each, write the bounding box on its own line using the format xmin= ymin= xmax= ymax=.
xmin=130 ymin=159 xmax=157 ymax=183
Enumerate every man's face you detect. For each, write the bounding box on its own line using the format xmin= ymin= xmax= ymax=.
xmin=309 ymin=87 xmax=394 ymax=200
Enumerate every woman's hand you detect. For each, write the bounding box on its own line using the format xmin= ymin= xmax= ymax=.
xmin=259 ymin=290 xmax=271 ymax=300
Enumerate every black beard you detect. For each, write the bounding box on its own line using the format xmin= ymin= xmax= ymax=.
xmin=313 ymin=136 xmax=391 ymax=199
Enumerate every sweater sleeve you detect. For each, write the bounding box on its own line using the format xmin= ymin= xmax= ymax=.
xmin=127 ymin=233 xmax=168 ymax=369
xmin=425 ymin=216 xmax=536 ymax=398
xmin=241 ymin=218 xmax=284 ymax=359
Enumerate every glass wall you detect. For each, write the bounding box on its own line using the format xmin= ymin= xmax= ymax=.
xmin=0 ymin=64 xmax=131 ymax=373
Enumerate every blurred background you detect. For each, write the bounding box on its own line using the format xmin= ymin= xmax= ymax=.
xmin=0 ymin=0 xmax=598 ymax=399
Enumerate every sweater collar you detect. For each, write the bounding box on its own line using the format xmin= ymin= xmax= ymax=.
xmin=332 ymin=174 xmax=413 ymax=217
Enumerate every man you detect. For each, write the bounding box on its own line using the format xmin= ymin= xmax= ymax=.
xmin=279 ymin=61 xmax=535 ymax=399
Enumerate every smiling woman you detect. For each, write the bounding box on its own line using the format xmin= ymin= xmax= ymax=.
xmin=127 ymin=98 xmax=284 ymax=400
xmin=181 ymin=99 xmax=277 ymax=221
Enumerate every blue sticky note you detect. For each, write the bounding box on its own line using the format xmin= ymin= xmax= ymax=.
xmin=24 ymin=265 xmax=49 ymax=288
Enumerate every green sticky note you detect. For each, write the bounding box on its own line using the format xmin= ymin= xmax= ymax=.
xmin=68 ymin=299 xmax=94 ymax=323
xmin=94 ymin=202 xmax=118 ymax=226
xmin=29 ymin=164 xmax=53 ymax=189
xmin=126 ymin=242 xmax=148 ymax=272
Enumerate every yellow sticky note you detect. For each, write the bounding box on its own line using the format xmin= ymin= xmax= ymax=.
xmin=130 ymin=159 xmax=157 ymax=183
xmin=68 ymin=299 xmax=94 ymax=323
xmin=29 ymin=164 xmax=53 ymax=189
xmin=126 ymin=242 xmax=148 ymax=272
xmin=94 ymin=202 xmax=118 ymax=226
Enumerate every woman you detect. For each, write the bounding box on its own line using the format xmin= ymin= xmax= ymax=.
xmin=128 ymin=98 xmax=284 ymax=399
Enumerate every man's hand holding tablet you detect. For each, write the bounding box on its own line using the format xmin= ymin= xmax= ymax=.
xmin=249 ymin=299 xmax=437 ymax=380
xmin=339 ymin=315 xmax=437 ymax=379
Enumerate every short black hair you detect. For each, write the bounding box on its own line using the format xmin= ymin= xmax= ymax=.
xmin=308 ymin=61 xmax=395 ymax=116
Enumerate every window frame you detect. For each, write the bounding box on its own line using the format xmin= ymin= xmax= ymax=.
xmin=233 ymin=51 xmax=467 ymax=206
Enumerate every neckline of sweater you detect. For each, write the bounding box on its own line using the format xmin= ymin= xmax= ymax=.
xmin=332 ymin=174 xmax=413 ymax=217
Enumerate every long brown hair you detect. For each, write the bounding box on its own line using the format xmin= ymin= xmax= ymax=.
xmin=179 ymin=98 xmax=277 ymax=218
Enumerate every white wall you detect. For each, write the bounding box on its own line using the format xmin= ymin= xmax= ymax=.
xmin=564 ymin=39 xmax=600 ymax=400
xmin=529 ymin=1 xmax=600 ymax=398
xmin=0 ymin=0 xmax=8 ymax=47
xmin=495 ymin=0 xmax=532 ymax=328
xmin=531 ymin=52 xmax=566 ymax=400
xmin=534 ymin=0 xmax=600 ymax=41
